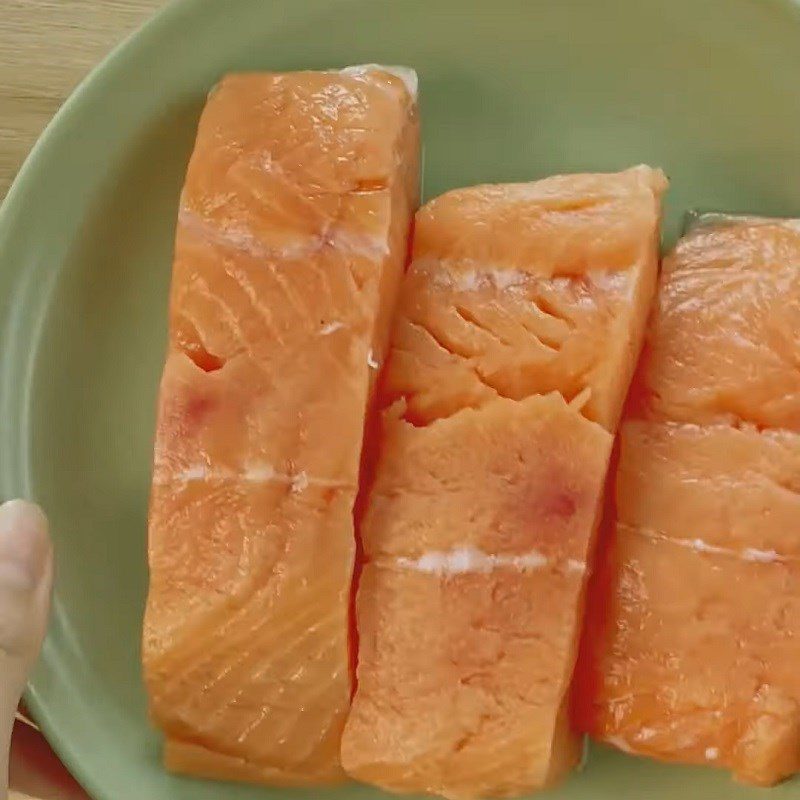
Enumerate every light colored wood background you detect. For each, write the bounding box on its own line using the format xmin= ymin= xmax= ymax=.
xmin=3 ymin=4 xmax=165 ymax=793
xmin=1 ymin=0 xmax=163 ymax=200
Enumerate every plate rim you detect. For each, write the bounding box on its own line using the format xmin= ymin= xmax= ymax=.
xmin=4 ymin=0 xmax=800 ymax=798
xmin=0 ymin=0 xmax=196 ymax=796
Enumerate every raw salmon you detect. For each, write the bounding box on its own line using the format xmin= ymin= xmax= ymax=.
xmin=577 ymin=215 xmax=800 ymax=786
xmin=142 ymin=67 xmax=419 ymax=786
xmin=632 ymin=215 xmax=800 ymax=429
xmin=384 ymin=169 xmax=665 ymax=431
xmin=341 ymin=167 xmax=666 ymax=798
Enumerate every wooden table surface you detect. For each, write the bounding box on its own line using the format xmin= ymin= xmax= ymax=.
xmin=1 ymin=0 xmax=163 ymax=200
xmin=2 ymin=4 xmax=165 ymax=794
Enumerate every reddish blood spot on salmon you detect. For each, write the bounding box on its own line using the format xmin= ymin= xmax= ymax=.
xmin=184 ymin=393 xmax=215 ymax=430
xmin=543 ymin=489 xmax=578 ymax=519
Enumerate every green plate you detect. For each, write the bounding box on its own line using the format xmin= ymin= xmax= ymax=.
xmin=2 ymin=0 xmax=800 ymax=798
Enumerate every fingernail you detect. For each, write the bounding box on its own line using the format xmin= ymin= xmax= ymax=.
xmin=0 ymin=499 xmax=51 ymax=588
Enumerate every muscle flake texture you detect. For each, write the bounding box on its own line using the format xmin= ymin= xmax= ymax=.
xmin=142 ymin=68 xmax=419 ymax=786
xmin=342 ymin=167 xmax=666 ymax=798
xmin=577 ymin=215 xmax=800 ymax=787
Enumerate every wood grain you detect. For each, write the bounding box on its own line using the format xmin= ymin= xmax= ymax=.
xmin=0 ymin=0 xmax=163 ymax=200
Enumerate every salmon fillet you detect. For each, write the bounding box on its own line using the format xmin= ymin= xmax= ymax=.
xmin=632 ymin=216 xmax=800 ymax=429
xmin=577 ymin=216 xmax=800 ymax=786
xmin=385 ymin=169 xmax=665 ymax=431
xmin=142 ymin=67 xmax=419 ymax=786
xmin=341 ymin=167 xmax=666 ymax=798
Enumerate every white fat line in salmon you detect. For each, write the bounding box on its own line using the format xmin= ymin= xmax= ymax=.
xmin=607 ymin=733 xmax=720 ymax=762
xmin=382 ymin=545 xmax=586 ymax=576
xmin=179 ymin=206 xmax=390 ymax=262
xmin=568 ymin=387 xmax=593 ymax=414
xmin=423 ymin=261 xmax=532 ymax=292
xmin=153 ymin=463 xmax=352 ymax=493
xmin=421 ymin=259 xmax=635 ymax=296
xmin=319 ymin=320 xmax=346 ymax=335
xmin=605 ymin=735 xmax=637 ymax=755
xmin=339 ymin=64 xmax=419 ymax=99
xmin=631 ymin=525 xmax=788 ymax=564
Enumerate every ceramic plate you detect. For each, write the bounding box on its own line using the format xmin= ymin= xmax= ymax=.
xmin=3 ymin=0 xmax=800 ymax=798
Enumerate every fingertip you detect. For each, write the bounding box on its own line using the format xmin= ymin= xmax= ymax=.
xmin=0 ymin=499 xmax=52 ymax=587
